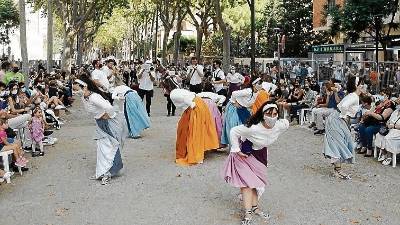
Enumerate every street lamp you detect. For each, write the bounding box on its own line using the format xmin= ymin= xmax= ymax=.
xmin=274 ymin=28 xmax=281 ymax=78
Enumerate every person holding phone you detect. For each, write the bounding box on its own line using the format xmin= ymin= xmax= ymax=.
xmin=137 ymin=61 xmax=156 ymax=116
xmin=187 ymin=57 xmax=204 ymax=93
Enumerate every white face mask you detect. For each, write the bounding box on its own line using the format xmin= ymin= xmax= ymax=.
xmin=11 ymin=90 xmax=18 ymax=95
xmin=264 ymin=115 xmax=278 ymax=128
xmin=21 ymin=87 xmax=26 ymax=92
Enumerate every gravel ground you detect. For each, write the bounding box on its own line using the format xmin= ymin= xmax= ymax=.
xmin=0 ymin=89 xmax=399 ymax=225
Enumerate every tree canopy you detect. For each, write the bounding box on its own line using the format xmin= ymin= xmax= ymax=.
xmin=0 ymin=0 xmax=19 ymax=45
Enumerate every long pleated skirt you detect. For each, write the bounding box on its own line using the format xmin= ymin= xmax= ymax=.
xmin=222 ymin=153 xmax=267 ymax=189
xmin=323 ymin=111 xmax=354 ymax=164
xmin=95 ymin=118 xmax=124 ymax=178
xmin=203 ymin=98 xmax=223 ymax=141
xmin=221 ymin=102 xmax=251 ymax=145
xmin=175 ymin=97 xmax=219 ymax=166
xmin=124 ymin=91 xmax=150 ymax=137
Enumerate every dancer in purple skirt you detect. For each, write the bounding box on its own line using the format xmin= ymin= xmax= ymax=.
xmin=222 ymin=101 xmax=289 ymax=225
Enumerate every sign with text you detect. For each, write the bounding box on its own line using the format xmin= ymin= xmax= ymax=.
xmin=312 ymin=45 xmax=344 ymax=54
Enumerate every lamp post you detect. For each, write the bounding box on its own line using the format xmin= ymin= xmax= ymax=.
xmin=274 ymin=28 xmax=281 ymax=79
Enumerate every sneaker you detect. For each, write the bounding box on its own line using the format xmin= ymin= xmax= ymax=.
xmin=15 ymin=159 xmax=25 ymax=167
xmin=378 ymin=154 xmax=386 ymax=162
xmin=23 ymin=146 xmax=32 ymax=153
xmin=2 ymin=171 xmax=14 ymax=181
xmin=314 ymin=129 xmax=325 ymax=135
xmin=38 ymin=152 xmax=45 ymax=157
xmin=382 ymin=158 xmax=392 ymax=166
xmin=55 ymin=105 xmax=66 ymax=110
xmin=101 ymin=175 xmax=110 ymax=185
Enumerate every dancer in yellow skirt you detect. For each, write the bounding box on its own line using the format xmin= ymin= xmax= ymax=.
xmin=171 ymin=89 xmax=219 ymax=165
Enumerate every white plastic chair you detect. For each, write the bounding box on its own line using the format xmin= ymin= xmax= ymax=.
xmin=386 ymin=147 xmax=399 ymax=168
xmin=0 ymin=150 xmax=14 ymax=183
xmin=299 ymin=108 xmax=312 ymax=126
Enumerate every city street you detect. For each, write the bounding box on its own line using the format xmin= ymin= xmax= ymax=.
xmin=0 ymin=89 xmax=399 ymax=225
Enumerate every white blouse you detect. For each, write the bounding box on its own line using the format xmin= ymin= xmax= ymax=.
xmin=261 ymin=82 xmax=277 ymax=94
xmin=337 ymin=92 xmax=360 ymax=118
xmin=83 ymin=93 xmax=116 ymax=119
xmin=387 ymin=109 xmax=400 ymax=125
xmin=112 ymin=85 xmax=134 ymax=100
xmin=170 ymin=89 xmax=196 ymax=109
xmin=197 ymin=92 xmax=226 ymax=106
xmin=230 ymin=88 xmax=257 ymax=108
xmin=226 ymin=72 xmax=245 ymax=84
xmin=230 ymin=119 xmax=289 ymax=153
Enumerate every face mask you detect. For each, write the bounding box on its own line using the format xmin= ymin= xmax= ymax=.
xmin=21 ymin=87 xmax=26 ymax=92
xmin=75 ymin=89 xmax=84 ymax=97
xmin=264 ymin=115 xmax=278 ymax=127
xmin=11 ymin=90 xmax=18 ymax=95
xmin=396 ymin=104 xmax=400 ymax=110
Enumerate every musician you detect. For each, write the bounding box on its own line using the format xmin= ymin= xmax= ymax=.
xmin=186 ymin=57 xmax=204 ymax=94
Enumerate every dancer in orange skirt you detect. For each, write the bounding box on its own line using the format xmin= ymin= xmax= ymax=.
xmin=251 ymin=78 xmax=270 ymax=114
xmin=170 ymin=89 xmax=219 ymax=166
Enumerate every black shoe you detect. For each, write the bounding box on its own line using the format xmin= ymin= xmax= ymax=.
xmin=167 ymin=113 xmax=171 ymax=117
xmin=308 ymin=122 xmax=316 ymax=129
xmin=39 ymin=152 xmax=45 ymax=157
xmin=314 ymin=129 xmax=325 ymax=135
xmin=148 ymin=113 xmax=151 ymax=117
xmin=21 ymin=167 xmax=29 ymax=172
xmin=172 ymin=113 xmax=175 ymax=116
xmin=32 ymin=151 xmax=40 ymax=157
xmin=23 ymin=146 xmax=32 ymax=153
xmin=44 ymin=130 xmax=54 ymax=136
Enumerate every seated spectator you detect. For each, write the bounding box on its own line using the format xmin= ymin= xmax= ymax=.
xmin=3 ymin=63 xmax=24 ymax=85
xmin=374 ymin=97 xmax=400 ymax=165
xmin=7 ymin=83 xmax=30 ymax=115
xmin=358 ymin=89 xmax=396 ymax=157
xmin=279 ymin=82 xmax=304 ymax=121
xmin=309 ymin=82 xmax=343 ymax=135
xmin=0 ymin=119 xmax=28 ymax=169
xmin=290 ymin=83 xmax=317 ymax=123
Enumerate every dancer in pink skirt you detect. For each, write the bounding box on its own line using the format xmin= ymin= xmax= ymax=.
xmin=222 ymin=101 xmax=289 ymax=225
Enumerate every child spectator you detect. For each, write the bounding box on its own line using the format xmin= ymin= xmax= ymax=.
xmin=0 ymin=119 xmax=28 ymax=168
xmin=29 ymin=107 xmax=45 ymax=157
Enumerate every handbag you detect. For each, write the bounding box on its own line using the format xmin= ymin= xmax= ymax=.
xmin=379 ymin=117 xmax=400 ymax=136
xmin=379 ymin=126 xmax=389 ymax=136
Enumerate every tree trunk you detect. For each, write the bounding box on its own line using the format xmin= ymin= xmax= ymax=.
xmin=195 ymin=27 xmax=203 ymax=60
xmin=249 ymin=0 xmax=256 ymax=76
xmin=18 ymin=0 xmax=29 ymax=84
xmin=173 ymin=15 xmax=183 ymax=66
xmin=61 ymin=30 xmax=75 ymax=72
xmin=153 ymin=9 xmax=159 ymax=60
xmin=46 ymin=0 xmax=53 ymax=72
xmin=162 ymin=27 xmax=171 ymax=64
xmin=76 ymin=29 xmax=84 ymax=66
xmin=213 ymin=0 xmax=231 ymax=72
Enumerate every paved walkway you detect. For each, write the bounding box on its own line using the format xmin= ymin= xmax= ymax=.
xmin=1 ymin=89 xmax=399 ymax=225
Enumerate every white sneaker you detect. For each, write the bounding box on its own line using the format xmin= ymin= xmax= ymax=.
xmin=55 ymin=105 xmax=66 ymax=110
xmin=382 ymin=158 xmax=392 ymax=166
xmin=2 ymin=172 xmax=14 ymax=180
xmin=378 ymin=154 xmax=386 ymax=162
